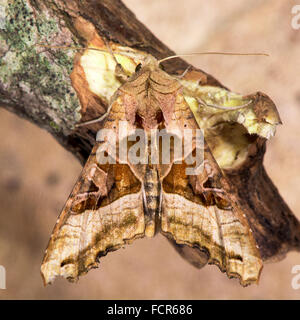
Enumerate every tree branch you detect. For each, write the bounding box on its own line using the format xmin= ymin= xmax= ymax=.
xmin=0 ymin=0 xmax=299 ymax=264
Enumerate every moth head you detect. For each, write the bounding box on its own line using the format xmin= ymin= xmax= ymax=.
xmin=135 ymin=55 xmax=160 ymax=72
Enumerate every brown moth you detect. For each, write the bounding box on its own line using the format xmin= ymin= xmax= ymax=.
xmin=41 ymin=52 xmax=263 ymax=287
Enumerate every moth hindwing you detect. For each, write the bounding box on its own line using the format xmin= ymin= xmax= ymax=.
xmin=41 ymin=52 xmax=262 ymax=287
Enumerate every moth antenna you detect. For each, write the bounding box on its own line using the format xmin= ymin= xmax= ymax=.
xmin=102 ymin=39 xmax=118 ymax=65
xmin=75 ymin=103 xmax=113 ymax=127
xmin=197 ymin=98 xmax=252 ymax=111
xmin=102 ymin=38 xmax=129 ymax=81
xmin=37 ymin=43 xmax=110 ymax=54
xmin=158 ymin=52 xmax=269 ymax=64
xmin=38 ymin=43 xmax=129 ymax=128
xmin=38 ymin=43 xmax=129 ymax=80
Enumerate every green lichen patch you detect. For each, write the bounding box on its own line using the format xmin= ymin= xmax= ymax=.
xmin=0 ymin=0 xmax=82 ymax=132
xmin=49 ymin=120 xmax=61 ymax=132
xmin=4 ymin=0 xmax=37 ymax=50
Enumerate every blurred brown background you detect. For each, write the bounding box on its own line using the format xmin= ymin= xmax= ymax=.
xmin=0 ymin=0 xmax=300 ymax=299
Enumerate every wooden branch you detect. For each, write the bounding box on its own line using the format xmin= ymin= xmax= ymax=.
xmin=0 ymin=0 xmax=299 ymax=265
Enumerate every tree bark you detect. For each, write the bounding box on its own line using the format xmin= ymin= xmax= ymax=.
xmin=0 ymin=0 xmax=299 ymax=263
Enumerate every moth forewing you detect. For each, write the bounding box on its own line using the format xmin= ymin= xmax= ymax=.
xmin=41 ymin=143 xmax=146 ymax=285
xmin=154 ymin=73 xmax=262 ymax=286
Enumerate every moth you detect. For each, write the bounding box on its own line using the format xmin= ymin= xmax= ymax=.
xmin=41 ymin=45 xmax=272 ymax=287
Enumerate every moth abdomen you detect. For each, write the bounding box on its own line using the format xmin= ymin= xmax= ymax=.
xmin=143 ymin=166 xmax=161 ymax=237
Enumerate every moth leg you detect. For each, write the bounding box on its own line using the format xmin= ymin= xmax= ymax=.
xmin=75 ymin=104 xmax=114 ymax=127
xmin=174 ymin=65 xmax=192 ymax=79
xmin=71 ymin=191 xmax=99 ymax=204
xmin=75 ymin=64 xmax=129 ymax=127
xmin=196 ymin=97 xmax=252 ymax=110
xmin=203 ymin=187 xmax=225 ymax=194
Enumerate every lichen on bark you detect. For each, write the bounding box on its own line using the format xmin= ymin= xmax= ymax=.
xmin=0 ymin=0 xmax=81 ymax=134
